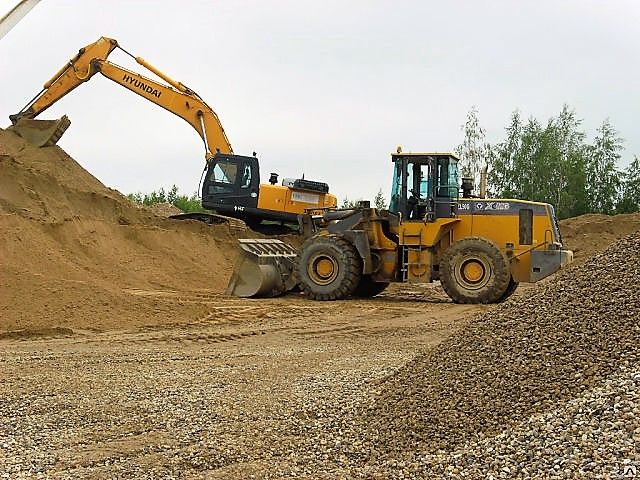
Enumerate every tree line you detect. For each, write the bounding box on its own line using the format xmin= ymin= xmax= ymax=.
xmin=130 ymin=105 xmax=639 ymax=220
xmin=127 ymin=185 xmax=203 ymax=213
xmin=456 ymin=105 xmax=639 ymax=219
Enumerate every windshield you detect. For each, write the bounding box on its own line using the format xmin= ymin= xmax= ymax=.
xmin=447 ymin=158 xmax=459 ymax=197
xmin=211 ymin=159 xmax=237 ymax=184
xmin=436 ymin=158 xmax=459 ymax=197
xmin=419 ymin=163 xmax=432 ymax=197
xmin=389 ymin=162 xmax=402 ymax=213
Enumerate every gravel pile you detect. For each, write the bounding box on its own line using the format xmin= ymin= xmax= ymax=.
xmin=350 ymin=364 xmax=640 ymax=479
xmin=360 ymin=231 xmax=640 ymax=460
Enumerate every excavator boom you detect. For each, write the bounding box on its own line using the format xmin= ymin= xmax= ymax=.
xmin=9 ymin=36 xmax=232 ymax=158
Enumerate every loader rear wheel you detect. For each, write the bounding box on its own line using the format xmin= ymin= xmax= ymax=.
xmin=439 ymin=237 xmax=510 ymax=304
xmin=353 ymin=275 xmax=389 ymax=298
xmin=298 ymin=234 xmax=362 ymax=301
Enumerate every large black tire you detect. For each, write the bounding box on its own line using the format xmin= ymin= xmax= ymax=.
xmin=498 ymin=277 xmax=519 ymax=302
xmin=353 ymin=275 xmax=389 ymax=298
xmin=297 ymin=234 xmax=362 ymax=301
xmin=439 ymin=237 xmax=510 ymax=304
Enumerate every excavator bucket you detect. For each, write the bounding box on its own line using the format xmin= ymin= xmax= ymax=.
xmin=226 ymin=239 xmax=299 ymax=298
xmin=8 ymin=115 xmax=71 ymax=147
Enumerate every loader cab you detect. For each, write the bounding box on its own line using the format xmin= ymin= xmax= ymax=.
xmin=201 ymin=153 xmax=261 ymax=212
xmin=389 ymin=152 xmax=459 ymax=221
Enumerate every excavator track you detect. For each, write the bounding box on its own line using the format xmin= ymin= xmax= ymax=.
xmin=169 ymin=212 xmax=247 ymax=232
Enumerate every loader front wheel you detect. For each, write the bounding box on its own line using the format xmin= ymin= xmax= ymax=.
xmin=439 ymin=237 xmax=510 ymax=304
xmin=298 ymin=234 xmax=362 ymax=301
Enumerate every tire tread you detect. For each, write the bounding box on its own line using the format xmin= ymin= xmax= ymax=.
xmin=298 ymin=234 xmax=361 ymax=301
xmin=439 ymin=236 xmax=510 ymax=304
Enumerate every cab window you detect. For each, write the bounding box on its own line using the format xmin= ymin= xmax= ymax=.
xmin=389 ymin=162 xmax=402 ymax=213
xmin=240 ymin=163 xmax=252 ymax=188
xmin=436 ymin=158 xmax=459 ymax=197
xmin=211 ymin=160 xmax=237 ymax=184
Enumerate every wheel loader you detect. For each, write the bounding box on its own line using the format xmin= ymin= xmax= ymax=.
xmin=7 ymin=36 xmax=337 ymax=229
xmin=226 ymin=152 xmax=573 ymax=303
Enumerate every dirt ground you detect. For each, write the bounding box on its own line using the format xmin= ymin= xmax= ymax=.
xmin=0 ymin=284 xmax=486 ymax=478
xmin=0 ymin=128 xmax=246 ymax=332
xmin=559 ymin=212 xmax=640 ymax=262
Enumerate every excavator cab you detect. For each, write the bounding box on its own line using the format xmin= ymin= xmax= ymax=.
xmin=201 ymin=153 xmax=261 ymax=213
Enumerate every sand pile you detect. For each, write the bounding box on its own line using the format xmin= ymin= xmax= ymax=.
xmin=147 ymin=202 xmax=183 ymax=217
xmin=361 ymin=230 xmax=640 ymax=457
xmin=560 ymin=213 xmax=640 ymax=262
xmin=0 ymin=129 xmax=240 ymax=332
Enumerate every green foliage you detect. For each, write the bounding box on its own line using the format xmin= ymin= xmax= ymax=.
xmin=342 ymin=190 xmax=387 ymax=210
xmin=126 ymin=192 xmax=143 ymax=204
xmin=486 ymin=105 xmax=636 ymax=218
xmin=617 ymin=156 xmax=640 ymax=213
xmin=586 ymin=119 xmax=623 ymax=214
xmin=374 ymin=189 xmax=388 ymax=210
xmin=127 ymin=185 xmax=204 ymax=213
xmin=341 ymin=197 xmax=361 ymax=209
xmin=172 ymin=192 xmax=204 ymax=213
xmin=455 ymin=105 xmax=490 ymax=186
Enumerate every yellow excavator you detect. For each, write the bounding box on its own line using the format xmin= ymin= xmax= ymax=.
xmin=227 ymin=151 xmax=574 ymax=302
xmin=8 ymin=36 xmax=337 ymax=228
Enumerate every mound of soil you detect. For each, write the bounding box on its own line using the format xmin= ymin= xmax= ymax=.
xmin=0 ymin=326 xmax=74 ymax=340
xmin=147 ymin=202 xmax=183 ymax=217
xmin=0 ymin=129 xmax=240 ymax=332
xmin=560 ymin=213 xmax=640 ymax=262
xmin=361 ymin=229 xmax=640 ymax=455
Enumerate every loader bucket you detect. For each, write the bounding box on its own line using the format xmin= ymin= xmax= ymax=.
xmin=226 ymin=239 xmax=299 ymax=298
xmin=8 ymin=115 xmax=71 ymax=147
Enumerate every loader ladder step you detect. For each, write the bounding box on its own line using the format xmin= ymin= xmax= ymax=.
xmin=401 ymin=244 xmax=426 ymax=282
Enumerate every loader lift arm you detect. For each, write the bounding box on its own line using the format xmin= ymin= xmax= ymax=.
xmin=10 ymin=36 xmax=232 ymax=158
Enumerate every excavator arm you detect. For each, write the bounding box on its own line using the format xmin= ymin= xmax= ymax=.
xmin=10 ymin=36 xmax=232 ymax=158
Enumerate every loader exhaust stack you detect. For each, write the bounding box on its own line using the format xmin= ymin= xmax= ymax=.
xmin=226 ymin=239 xmax=299 ymax=298
xmin=8 ymin=115 xmax=71 ymax=147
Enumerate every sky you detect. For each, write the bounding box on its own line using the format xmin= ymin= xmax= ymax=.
xmin=1 ymin=0 xmax=638 ymax=203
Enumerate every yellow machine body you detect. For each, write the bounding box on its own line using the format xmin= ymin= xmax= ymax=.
xmin=256 ymin=184 xmax=337 ymax=215
xmin=365 ymin=198 xmax=569 ymax=286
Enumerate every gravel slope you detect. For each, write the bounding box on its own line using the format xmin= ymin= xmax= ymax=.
xmin=361 ymin=231 xmax=639 ymax=453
